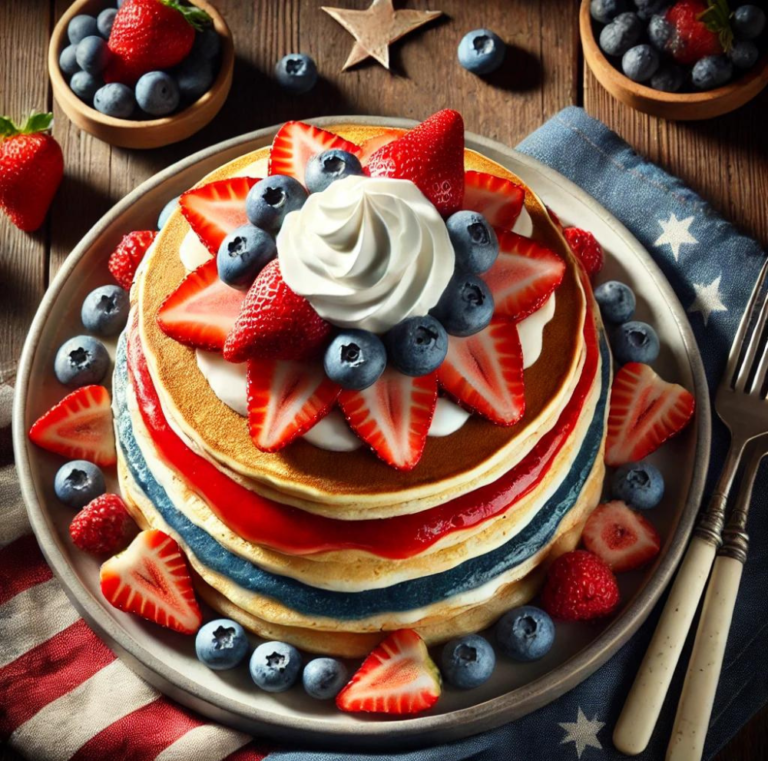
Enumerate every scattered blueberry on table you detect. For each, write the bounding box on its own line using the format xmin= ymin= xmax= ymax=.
xmin=457 ymin=28 xmax=506 ymax=75
xmin=612 ymin=461 xmax=666 ymax=509
xmin=195 ymin=619 xmax=249 ymax=670
xmin=54 ymin=460 xmax=106 ymax=509
xmin=274 ymin=53 xmax=318 ymax=94
xmin=441 ymin=634 xmax=496 ymax=689
xmin=54 ymin=335 xmax=110 ymax=387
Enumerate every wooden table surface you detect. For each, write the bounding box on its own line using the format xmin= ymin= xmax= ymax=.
xmin=1 ymin=0 xmax=766 ymax=758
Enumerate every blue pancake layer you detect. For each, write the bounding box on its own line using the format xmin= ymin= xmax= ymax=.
xmin=115 ymin=332 xmax=609 ymax=621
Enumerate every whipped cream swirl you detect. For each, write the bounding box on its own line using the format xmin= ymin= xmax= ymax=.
xmin=277 ymin=175 xmax=455 ymax=333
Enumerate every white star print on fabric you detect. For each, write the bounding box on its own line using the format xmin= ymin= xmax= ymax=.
xmin=558 ymin=706 xmax=605 ymax=758
xmin=654 ymin=213 xmax=698 ymax=262
xmin=689 ymin=274 xmax=728 ymax=326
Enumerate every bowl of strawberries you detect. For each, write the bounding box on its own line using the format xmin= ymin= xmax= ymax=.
xmin=49 ymin=0 xmax=234 ymax=148
xmin=580 ymin=0 xmax=768 ymax=120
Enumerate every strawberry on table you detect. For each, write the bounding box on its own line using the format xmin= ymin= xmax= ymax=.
xmin=463 ymin=170 xmax=525 ymax=231
xmin=563 ymin=227 xmax=604 ymax=277
xmin=336 ymin=629 xmax=442 ymax=715
xmin=100 ymin=528 xmax=202 ymax=634
xmin=108 ymin=229 xmax=157 ymax=290
xmin=0 ymin=112 xmax=63 ymax=232
xmin=605 ymin=362 xmax=695 ymax=467
xmin=28 ymin=385 xmax=116 ymax=467
xmin=70 ymin=494 xmax=137 ymax=555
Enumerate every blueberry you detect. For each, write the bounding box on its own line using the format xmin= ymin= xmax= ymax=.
xmin=54 ymin=460 xmax=106 ymax=508
xmin=116 ymin=0 xmax=127 ymax=7
xmin=274 ymin=53 xmax=318 ymax=94
xmin=136 ymin=71 xmax=180 ymax=116
xmin=304 ymin=150 xmax=364 ymax=194
xmin=729 ymin=40 xmax=760 ymax=69
xmin=622 ymin=44 xmax=660 ymax=82
xmin=68 ymin=14 xmax=98 ymax=45
xmin=245 ymin=175 xmax=308 ymax=231
xmin=250 ymin=641 xmax=302 ymax=692
xmin=650 ymin=64 xmax=686 ymax=92
xmin=192 ymin=27 xmax=222 ymax=60
xmin=302 ymin=658 xmax=348 ymax=700
xmin=733 ymin=5 xmax=766 ymax=40
xmin=632 ymin=0 xmax=669 ymax=20
xmin=611 ymin=320 xmax=660 ymax=364
xmin=612 ymin=461 xmax=665 ymax=509
xmin=70 ymin=71 xmax=102 ymax=102
xmin=446 ymin=211 xmax=499 ymax=274
xmin=441 ymin=634 xmax=496 ymax=689
xmin=385 ymin=316 xmax=448 ymax=377
xmin=76 ymin=36 xmax=111 ymax=75
xmin=94 ymin=83 xmax=135 ymax=118
xmin=60 ymin=44 xmax=80 ymax=76
xmin=217 ymin=225 xmax=276 ymax=290
xmin=97 ymin=8 xmax=117 ymax=38
xmin=496 ymin=605 xmax=555 ymax=661
xmin=692 ymin=55 xmax=733 ymax=90
xmin=158 ymin=195 xmax=180 ymax=230
xmin=457 ymin=29 xmax=506 ymax=75
xmin=173 ymin=54 xmax=215 ymax=101
xmin=599 ymin=12 xmax=644 ymax=57
xmin=594 ymin=280 xmax=636 ymax=323
xmin=81 ymin=284 xmax=130 ymax=336
xmin=590 ymin=0 xmax=630 ymax=23
xmin=54 ymin=335 xmax=110 ymax=387
xmin=647 ymin=14 xmax=674 ymax=51
xmin=430 ymin=273 xmax=494 ymax=337
xmin=324 ymin=330 xmax=387 ymax=390
xmin=195 ymin=619 xmax=249 ymax=670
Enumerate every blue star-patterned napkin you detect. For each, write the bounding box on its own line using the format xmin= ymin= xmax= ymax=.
xmin=271 ymin=107 xmax=767 ymax=761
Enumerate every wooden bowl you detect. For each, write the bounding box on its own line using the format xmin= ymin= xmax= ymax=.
xmin=580 ymin=0 xmax=768 ymax=120
xmin=49 ymin=0 xmax=234 ymax=149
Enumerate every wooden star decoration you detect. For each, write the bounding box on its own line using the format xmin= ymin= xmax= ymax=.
xmin=322 ymin=0 xmax=443 ymax=71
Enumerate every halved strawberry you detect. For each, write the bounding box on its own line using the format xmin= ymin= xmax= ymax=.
xmin=100 ymin=529 xmax=202 ymax=635
xmin=338 ymin=368 xmax=437 ymax=471
xmin=582 ymin=501 xmax=661 ymax=573
xmin=484 ymin=230 xmax=566 ymax=322
xmin=156 ymin=258 xmax=246 ymax=352
xmin=437 ymin=319 xmax=525 ymax=426
xmin=463 ymin=170 xmax=525 ymax=230
xmin=605 ymin=362 xmax=695 ymax=467
xmin=247 ymin=359 xmax=340 ymax=452
xmin=336 ymin=629 xmax=441 ymax=715
xmin=29 ymin=385 xmax=116 ymax=467
xmin=179 ymin=177 xmax=259 ymax=255
xmin=357 ymin=129 xmax=400 ymax=165
xmin=268 ymin=121 xmax=361 ymax=186
xmin=563 ymin=227 xmax=604 ymax=277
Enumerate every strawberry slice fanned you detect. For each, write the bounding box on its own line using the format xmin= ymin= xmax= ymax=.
xmin=463 ymin=170 xmax=525 ymax=230
xmin=484 ymin=230 xmax=566 ymax=322
xmin=437 ymin=319 xmax=525 ymax=426
xmin=338 ymin=368 xmax=437 ymax=471
xmin=179 ymin=176 xmax=260 ymax=255
xmin=247 ymin=359 xmax=341 ymax=452
xmin=336 ymin=629 xmax=441 ymax=715
xmin=605 ymin=362 xmax=695 ymax=467
xmin=269 ymin=121 xmax=361 ymax=186
xmin=157 ymin=258 xmax=246 ymax=352
xmin=100 ymin=529 xmax=202 ymax=635
xmin=29 ymin=385 xmax=116 ymax=466
xmin=357 ymin=129 xmax=400 ymax=166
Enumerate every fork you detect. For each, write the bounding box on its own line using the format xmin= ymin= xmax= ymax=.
xmin=613 ymin=258 xmax=768 ymax=756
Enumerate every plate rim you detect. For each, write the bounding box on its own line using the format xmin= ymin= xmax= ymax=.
xmin=12 ymin=115 xmax=711 ymax=749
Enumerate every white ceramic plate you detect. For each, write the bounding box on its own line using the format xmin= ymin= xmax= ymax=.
xmin=13 ymin=117 xmax=710 ymax=750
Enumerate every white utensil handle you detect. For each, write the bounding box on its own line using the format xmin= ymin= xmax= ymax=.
xmin=613 ymin=536 xmax=717 ymax=756
xmin=666 ymin=556 xmax=743 ymax=761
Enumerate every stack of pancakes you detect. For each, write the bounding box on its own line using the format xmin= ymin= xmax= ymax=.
xmin=114 ymin=125 xmax=610 ymax=657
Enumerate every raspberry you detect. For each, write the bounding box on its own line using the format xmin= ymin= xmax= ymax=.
xmin=70 ymin=494 xmax=136 ymax=555
xmin=108 ymin=230 xmax=157 ymax=290
xmin=563 ymin=227 xmax=604 ymax=277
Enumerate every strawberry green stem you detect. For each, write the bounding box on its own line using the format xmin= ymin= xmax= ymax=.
xmin=698 ymin=0 xmax=734 ymax=52
xmin=159 ymin=0 xmax=212 ymax=31
xmin=0 ymin=112 xmax=53 ymax=139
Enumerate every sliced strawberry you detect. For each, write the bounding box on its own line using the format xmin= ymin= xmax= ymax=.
xmin=108 ymin=230 xmax=157 ymax=290
xmin=179 ymin=177 xmax=259 ymax=255
xmin=100 ymin=529 xmax=202 ymax=635
xmin=463 ymin=170 xmax=525 ymax=230
xmin=338 ymin=368 xmax=437 ymax=471
xmin=246 ymin=359 xmax=340 ymax=452
xmin=357 ymin=129 xmax=400 ymax=165
xmin=29 ymin=385 xmax=116 ymax=467
xmin=484 ymin=230 xmax=565 ymax=322
xmin=156 ymin=258 xmax=246 ymax=352
xmin=336 ymin=629 xmax=441 ymax=715
xmin=605 ymin=362 xmax=695 ymax=467
xmin=563 ymin=227 xmax=604 ymax=277
xmin=582 ymin=501 xmax=661 ymax=573
xmin=437 ymin=319 xmax=525 ymax=426
xmin=268 ymin=121 xmax=361 ymax=186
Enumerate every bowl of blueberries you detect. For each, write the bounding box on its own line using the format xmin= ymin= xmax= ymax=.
xmin=581 ymin=0 xmax=768 ymax=120
xmin=49 ymin=0 xmax=234 ymax=148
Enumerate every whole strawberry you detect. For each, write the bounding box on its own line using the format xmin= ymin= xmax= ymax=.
xmin=105 ymin=0 xmax=211 ymax=86
xmin=666 ymin=0 xmax=730 ymax=65
xmin=541 ymin=549 xmax=620 ymax=621
xmin=108 ymin=229 xmax=157 ymax=289
xmin=223 ymin=259 xmax=333 ymax=363
xmin=70 ymin=494 xmax=137 ymax=555
xmin=0 ymin=113 xmax=63 ymax=232
xmin=563 ymin=227 xmax=604 ymax=277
